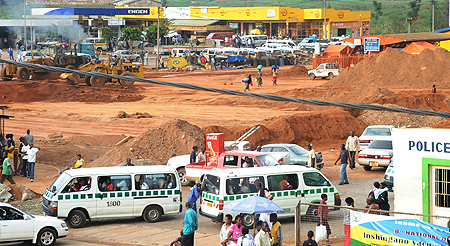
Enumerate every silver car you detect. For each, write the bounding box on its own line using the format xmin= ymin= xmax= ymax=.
xmin=358 ymin=140 xmax=393 ymax=171
xmin=261 ymin=143 xmax=324 ymax=169
xmin=359 ymin=125 xmax=395 ymax=151
xmin=113 ymin=50 xmax=140 ymax=62
xmin=22 ymin=51 xmax=51 ymax=61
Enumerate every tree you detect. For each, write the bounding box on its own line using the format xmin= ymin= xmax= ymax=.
xmin=121 ymin=27 xmax=143 ymax=42
xmin=46 ymin=24 xmax=58 ymax=39
xmin=145 ymin=19 xmax=171 ymax=44
xmin=100 ymin=26 xmax=113 ymax=43
xmin=372 ymin=0 xmax=383 ymax=21
xmin=161 ymin=0 xmax=167 ymax=7
xmin=408 ymin=0 xmax=422 ymax=19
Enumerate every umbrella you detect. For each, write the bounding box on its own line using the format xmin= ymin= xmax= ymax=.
xmin=250 ymin=29 xmax=264 ymax=35
xmin=223 ymin=196 xmax=284 ymax=214
xmin=223 ymin=196 xmax=284 ymax=233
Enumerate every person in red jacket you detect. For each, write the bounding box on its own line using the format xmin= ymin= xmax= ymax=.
xmin=318 ymin=194 xmax=331 ymax=242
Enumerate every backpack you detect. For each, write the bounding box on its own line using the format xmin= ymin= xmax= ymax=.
xmin=366 ymin=190 xmax=374 ymax=204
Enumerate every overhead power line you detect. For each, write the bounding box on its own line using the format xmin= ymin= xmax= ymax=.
xmin=1 ymin=58 xmax=449 ymax=118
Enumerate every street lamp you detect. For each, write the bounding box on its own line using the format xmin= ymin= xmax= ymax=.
xmin=24 ymin=0 xmax=27 ymax=51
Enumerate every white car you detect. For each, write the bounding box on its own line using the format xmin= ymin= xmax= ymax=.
xmin=308 ymin=63 xmax=340 ymax=80
xmin=358 ymin=125 xmax=395 ymax=151
xmin=358 ymin=140 xmax=393 ymax=171
xmin=0 ymin=203 xmax=68 ymax=246
xmin=384 ymin=158 xmax=394 ymax=192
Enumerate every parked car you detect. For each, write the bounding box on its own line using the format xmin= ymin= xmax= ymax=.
xmin=113 ymin=50 xmax=140 ymax=62
xmin=22 ymin=51 xmax=52 ymax=61
xmin=384 ymin=158 xmax=394 ymax=191
xmin=359 ymin=125 xmax=395 ymax=151
xmin=260 ymin=143 xmax=324 ymax=169
xmin=0 ymin=202 xmax=68 ymax=245
xmin=358 ymin=140 xmax=393 ymax=171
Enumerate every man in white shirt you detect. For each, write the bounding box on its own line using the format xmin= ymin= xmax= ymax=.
xmin=345 ymin=131 xmax=360 ymax=169
xmin=26 ymin=144 xmax=40 ymax=182
xmin=20 ymin=139 xmax=30 ymax=177
xmin=307 ymin=143 xmax=316 ymax=168
xmin=255 ymin=222 xmax=273 ymax=246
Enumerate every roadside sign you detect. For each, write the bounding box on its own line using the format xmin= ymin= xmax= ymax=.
xmin=354 ymin=38 xmax=361 ymax=45
xmin=364 ymin=37 xmax=380 ymax=52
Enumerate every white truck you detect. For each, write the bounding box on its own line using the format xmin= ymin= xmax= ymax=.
xmin=308 ymin=63 xmax=341 ymax=80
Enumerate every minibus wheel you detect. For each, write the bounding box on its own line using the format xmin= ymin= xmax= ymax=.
xmin=242 ymin=214 xmax=254 ymax=227
xmin=143 ymin=205 xmax=162 ymax=223
xmin=306 ymin=204 xmax=320 ymax=222
xmin=67 ymin=209 xmax=87 ymax=228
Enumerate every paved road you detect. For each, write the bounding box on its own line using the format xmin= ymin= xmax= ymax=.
xmin=59 ymin=177 xmax=392 ymax=245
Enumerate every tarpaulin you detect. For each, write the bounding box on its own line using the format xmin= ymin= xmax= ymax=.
xmin=227 ymin=56 xmax=247 ymax=63
xmin=402 ymin=41 xmax=442 ymax=55
xmin=350 ymin=211 xmax=450 ymax=246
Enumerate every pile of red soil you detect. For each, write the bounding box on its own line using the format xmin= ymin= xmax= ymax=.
xmin=90 ymin=119 xmax=205 ymax=166
xmin=433 ymin=121 xmax=450 ymax=128
xmin=324 ymin=48 xmax=450 ymax=89
xmin=280 ymin=65 xmax=309 ymax=77
xmin=203 ymin=109 xmax=367 ymax=148
xmin=0 ymin=81 xmax=144 ymax=103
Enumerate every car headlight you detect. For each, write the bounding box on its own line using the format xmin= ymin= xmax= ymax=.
xmin=49 ymin=201 xmax=58 ymax=209
xmin=61 ymin=223 xmax=67 ymax=228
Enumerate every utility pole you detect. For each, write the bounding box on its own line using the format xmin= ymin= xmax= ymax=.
xmin=156 ymin=6 xmax=160 ymax=70
xmin=323 ymin=0 xmax=327 ymax=40
xmin=431 ymin=0 xmax=435 ymax=32
xmin=24 ymin=0 xmax=27 ymax=52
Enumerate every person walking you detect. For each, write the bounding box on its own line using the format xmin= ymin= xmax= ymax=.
xmin=342 ymin=197 xmax=354 ymax=246
xmin=181 ymin=202 xmax=198 ymax=246
xmin=345 ymin=130 xmax=360 ymax=169
xmin=243 ymin=75 xmax=252 ymax=92
xmin=16 ymin=137 xmax=26 ymax=176
xmin=375 ymin=182 xmax=390 ymax=215
xmin=190 ymin=146 xmax=198 ymax=163
xmin=306 ymin=143 xmax=316 ymax=168
xmin=24 ymin=129 xmax=34 ymax=145
xmin=7 ymin=47 xmax=13 ymax=60
xmin=318 ymin=194 xmax=331 ymax=242
xmin=211 ymin=55 xmax=216 ymax=71
xmin=26 ymin=144 xmax=40 ymax=182
xmin=256 ymin=65 xmax=263 ymax=87
xmin=220 ymin=214 xmax=233 ymax=246
xmin=144 ymin=51 xmax=149 ymax=66
xmin=431 ymin=84 xmax=436 ymax=93
xmin=4 ymin=139 xmax=15 ymax=174
xmin=334 ymin=144 xmax=349 ymax=185
xmin=140 ymin=51 xmax=144 ymax=64
xmin=272 ymin=67 xmax=278 ymax=85
xmin=188 ymin=180 xmax=201 ymax=212
xmin=0 ymin=152 xmax=15 ymax=184
xmin=270 ymin=213 xmax=283 ymax=246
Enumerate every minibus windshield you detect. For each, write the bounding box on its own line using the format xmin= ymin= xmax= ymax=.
xmin=48 ymin=172 xmax=72 ymax=193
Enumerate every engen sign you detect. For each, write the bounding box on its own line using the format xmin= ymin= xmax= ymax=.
xmin=205 ymin=133 xmax=225 ymax=166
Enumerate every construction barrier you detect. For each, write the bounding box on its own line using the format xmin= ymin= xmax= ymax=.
xmin=313 ymin=54 xmax=369 ymax=69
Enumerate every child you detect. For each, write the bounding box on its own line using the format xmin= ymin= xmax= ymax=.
xmin=170 ymin=230 xmax=183 ymax=246
xmin=318 ymin=194 xmax=331 ymax=242
xmin=243 ymin=75 xmax=252 ymax=92
xmin=237 ymin=227 xmax=255 ymax=246
xmin=302 ymin=231 xmax=318 ymax=246
xmin=343 ymin=197 xmax=354 ymax=246
xmin=272 ymin=66 xmax=278 ymax=85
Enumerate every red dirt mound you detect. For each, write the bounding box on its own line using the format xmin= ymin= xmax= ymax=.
xmin=203 ymin=109 xmax=367 ymax=148
xmin=280 ymin=65 xmax=309 ymax=77
xmin=324 ymin=48 xmax=450 ymax=89
xmin=370 ymin=93 xmax=450 ymax=111
xmin=0 ymin=81 xmax=144 ymax=103
xmin=433 ymin=121 xmax=450 ymax=128
xmin=91 ymin=119 xmax=205 ymax=166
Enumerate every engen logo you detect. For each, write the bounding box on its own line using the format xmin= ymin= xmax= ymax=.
xmin=206 ymin=135 xmax=218 ymax=140
xmin=127 ymin=9 xmax=149 ymax=15
xmin=151 ymin=9 xmax=155 ymax=15
xmin=338 ymin=11 xmax=344 ymax=19
xmin=221 ymin=9 xmax=226 ymax=16
xmin=281 ymin=9 xmax=287 ymax=16
xmin=315 ymin=11 xmax=320 ymax=18
xmin=246 ymin=9 xmax=251 ymax=16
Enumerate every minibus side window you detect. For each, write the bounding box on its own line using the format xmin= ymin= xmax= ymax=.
xmin=64 ymin=177 xmax=91 ymax=193
xmin=135 ymin=174 xmax=177 ymax=190
xmin=303 ymin=172 xmax=331 ymax=187
xmin=99 ymin=175 xmax=132 ymax=191
xmin=267 ymin=174 xmax=299 ymax=191
xmin=226 ymin=176 xmax=264 ymax=195
xmin=203 ymin=175 xmax=220 ymax=195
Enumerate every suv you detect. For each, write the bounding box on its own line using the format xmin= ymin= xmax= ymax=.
xmin=359 ymin=125 xmax=395 ymax=151
xmin=0 ymin=203 xmax=68 ymax=245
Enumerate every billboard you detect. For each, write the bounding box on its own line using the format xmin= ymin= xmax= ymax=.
xmin=351 ymin=211 xmax=450 ymax=246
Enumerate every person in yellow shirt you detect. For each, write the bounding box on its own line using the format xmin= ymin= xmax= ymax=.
xmin=74 ymin=154 xmax=85 ymax=168
xmin=270 ymin=213 xmax=283 ymax=246
xmin=4 ymin=139 xmax=15 ymax=173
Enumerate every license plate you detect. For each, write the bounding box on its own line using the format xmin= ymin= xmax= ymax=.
xmin=370 ymin=161 xmax=378 ymax=167
xmin=207 ymin=202 xmax=212 ymax=207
